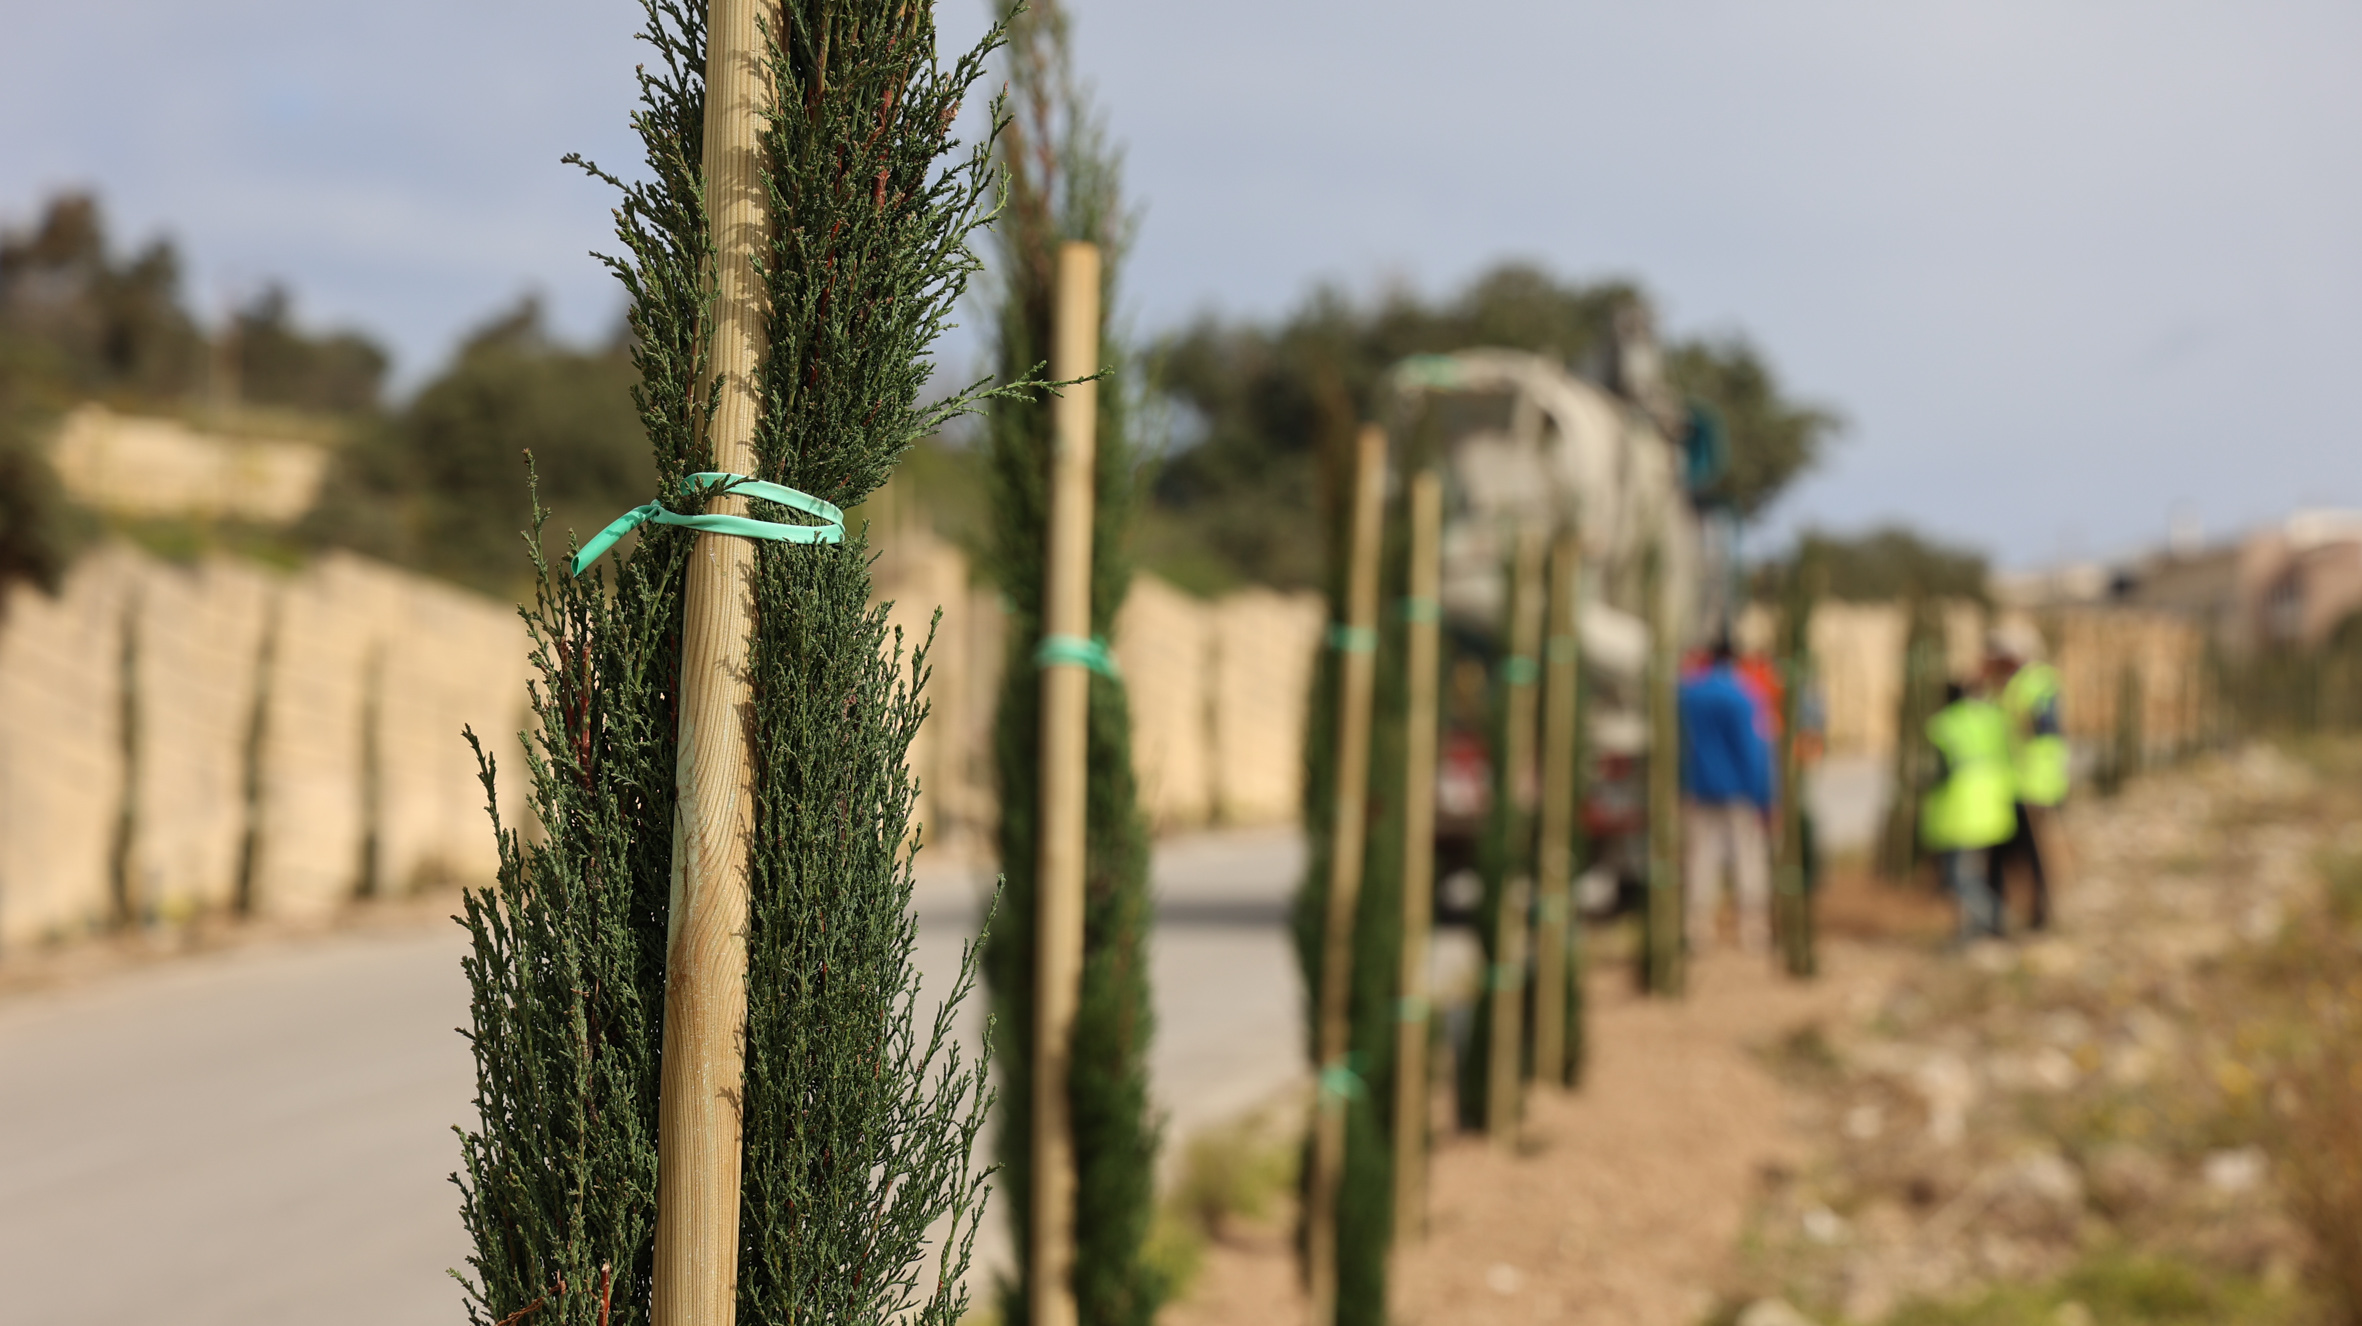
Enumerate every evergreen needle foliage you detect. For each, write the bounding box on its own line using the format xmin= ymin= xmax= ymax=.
xmin=1292 ymin=451 xmax=1408 ymax=1325
xmin=979 ymin=4 xmax=1162 ymax=1322
xmin=455 ymin=2 xmax=1021 ymax=1322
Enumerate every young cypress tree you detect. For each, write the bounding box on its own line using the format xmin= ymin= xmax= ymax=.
xmin=454 ymin=3 xmax=1016 ymax=1322
xmin=978 ymin=4 xmax=1161 ymax=1323
xmin=1293 ymin=446 xmax=1406 ymax=1326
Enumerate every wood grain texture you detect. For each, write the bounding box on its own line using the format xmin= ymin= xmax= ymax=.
xmin=1307 ymin=424 xmax=1387 ymax=1326
xmin=650 ymin=1 xmax=766 ymax=1321
xmin=1030 ymin=240 xmax=1101 ymax=1326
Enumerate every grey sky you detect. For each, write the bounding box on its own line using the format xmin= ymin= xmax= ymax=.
xmin=6 ymin=1 xmax=2356 ymax=566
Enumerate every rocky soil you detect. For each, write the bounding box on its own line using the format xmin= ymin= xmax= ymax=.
xmin=1725 ymin=743 xmax=2358 ymax=1323
xmin=1159 ymin=742 xmax=2362 ymax=1326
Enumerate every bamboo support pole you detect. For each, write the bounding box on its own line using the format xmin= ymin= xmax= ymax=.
xmin=1642 ymin=537 xmax=1684 ymax=998
xmin=651 ymin=0 xmax=766 ymax=1320
xmin=1307 ymin=424 xmax=1387 ymax=1326
xmin=1390 ymin=470 xmax=1443 ymax=1249
xmin=1486 ymin=524 xmax=1546 ymax=1138
xmin=1030 ymin=241 xmax=1102 ymax=1326
xmin=1531 ymin=530 xmax=1582 ymax=1086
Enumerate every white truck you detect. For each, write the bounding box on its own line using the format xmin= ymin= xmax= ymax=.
xmin=1384 ymin=339 xmax=1723 ymax=916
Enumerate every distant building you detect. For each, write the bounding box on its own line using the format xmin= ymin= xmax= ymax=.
xmin=2232 ymin=510 xmax=2362 ymax=651
xmin=1993 ymin=509 xmax=2362 ymax=655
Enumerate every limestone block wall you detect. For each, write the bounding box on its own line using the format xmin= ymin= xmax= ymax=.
xmin=0 ymin=545 xmax=532 ymax=952
xmin=369 ymin=562 xmax=535 ymax=894
xmin=0 ymin=548 xmax=140 ymax=946
xmin=1209 ymin=587 xmax=1325 ymax=825
xmin=875 ymin=531 xmax=1003 ymax=860
xmin=49 ymin=404 xmax=330 ymax=525
xmin=1113 ymin=574 xmax=1214 ymax=829
xmin=866 ymin=547 xmax=1326 ymax=847
xmin=1769 ymin=598 xmax=2205 ymax=764
xmin=4 ymin=531 xmax=1331 ymax=953
xmin=2050 ymin=608 xmax=2206 ymax=755
xmin=1808 ymin=603 xmax=1908 ymax=757
xmin=129 ymin=555 xmax=274 ymax=920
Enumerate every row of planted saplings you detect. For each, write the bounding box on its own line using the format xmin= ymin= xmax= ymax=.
xmin=1294 ymin=427 xmax=1826 ymax=1324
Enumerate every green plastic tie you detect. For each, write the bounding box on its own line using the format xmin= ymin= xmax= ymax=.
xmin=1394 ymin=994 xmax=1430 ymax=1023
xmin=1317 ymin=1056 xmax=1368 ymax=1102
xmin=1034 ymin=633 xmax=1122 ymax=680
xmin=1393 ymin=354 xmax=1465 ymax=391
xmin=1400 ymin=596 xmax=1441 ymax=624
xmin=1501 ymin=655 xmax=1539 ymax=685
xmin=1487 ymin=961 xmax=1525 ymax=991
xmin=1328 ymin=623 xmax=1377 ymax=653
xmin=569 ymin=472 xmax=844 ymax=576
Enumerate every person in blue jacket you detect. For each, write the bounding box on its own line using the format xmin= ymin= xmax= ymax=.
xmin=1679 ymin=637 xmax=1775 ymax=955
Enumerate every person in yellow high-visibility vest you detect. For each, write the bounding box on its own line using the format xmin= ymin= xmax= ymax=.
xmin=1923 ymin=680 xmax=2017 ymax=943
xmin=1987 ymin=632 xmax=2067 ymax=930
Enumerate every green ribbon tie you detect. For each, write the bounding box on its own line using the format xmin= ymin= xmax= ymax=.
xmin=1317 ymin=1057 xmax=1368 ymax=1102
xmin=1394 ymin=994 xmax=1430 ymax=1023
xmin=1328 ymin=623 xmax=1377 ymax=653
xmin=1034 ymin=633 xmax=1122 ymax=680
xmin=570 ymin=472 xmax=844 ymax=576
xmin=1501 ymin=655 xmax=1539 ymax=685
xmin=1400 ymin=596 xmax=1441 ymax=624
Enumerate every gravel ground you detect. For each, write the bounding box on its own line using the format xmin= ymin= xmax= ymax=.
xmin=1165 ymin=935 xmax=1912 ymax=1326
xmin=1164 ymin=742 xmax=2360 ymax=1326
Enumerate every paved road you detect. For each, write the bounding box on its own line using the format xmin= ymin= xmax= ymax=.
xmin=0 ymin=827 xmax=1306 ymax=1326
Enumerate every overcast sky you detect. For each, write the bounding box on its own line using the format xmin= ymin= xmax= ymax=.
xmin=6 ymin=1 xmax=2356 ymax=566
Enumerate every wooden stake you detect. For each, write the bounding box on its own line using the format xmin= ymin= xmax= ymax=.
xmin=1030 ymin=240 xmax=1101 ymax=1326
xmin=1307 ymin=424 xmax=1387 ymax=1326
xmin=1531 ymin=530 xmax=1582 ymax=1086
xmin=1390 ymin=470 xmax=1443 ymax=1248
xmin=651 ymin=0 xmax=766 ymax=1320
xmin=1642 ymin=536 xmax=1684 ymax=998
xmin=1486 ymin=524 xmax=1546 ymax=1140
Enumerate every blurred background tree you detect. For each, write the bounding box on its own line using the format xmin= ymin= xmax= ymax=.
xmin=302 ymin=298 xmax=649 ymax=593
xmin=1144 ymin=263 xmax=1839 ymax=593
xmin=1753 ymin=525 xmax=1990 ymax=602
xmin=226 ymin=285 xmax=386 ymax=416
xmin=0 ymin=192 xmax=207 ymax=405
xmin=1664 ymin=334 xmax=1841 ymax=520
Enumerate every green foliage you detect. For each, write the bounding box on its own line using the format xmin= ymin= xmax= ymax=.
xmin=306 ymin=300 xmax=649 ymax=593
xmin=977 ymin=5 xmax=1163 ymax=1323
xmin=0 ymin=193 xmax=208 ymax=404
xmin=1762 ymin=526 xmax=1990 ymax=604
xmin=0 ymin=191 xmax=384 ymax=593
xmin=0 ymin=401 xmax=80 ymax=602
xmin=0 ymin=192 xmax=386 ymax=414
xmin=1665 ymin=336 xmax=1840 ymax=519
xmin=225 ymin=285 xmax=389 ymax=415
xmin=455 ymin=1 xmax=1012 ymax=1322
xmin=1291 ymin=482 xmax=1411 ymax=1325
xmin=1150 ymin=265 xmax=1833 ymax=590
xmin=456 ymin=510 xmax=678 ymax=1326
xmin=1880 ymin=1251 xmax=2299 ymax=1325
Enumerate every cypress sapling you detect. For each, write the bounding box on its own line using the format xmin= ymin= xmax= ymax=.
xmin=980 ymin=3 xmax=1161 ymax=1322
xmin=455 ymin=2 xmax=1022 ymax=1321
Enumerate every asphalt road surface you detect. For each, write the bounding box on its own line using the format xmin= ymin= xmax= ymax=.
xmin=0 ymin=826 xmax=1306 ymax=1326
